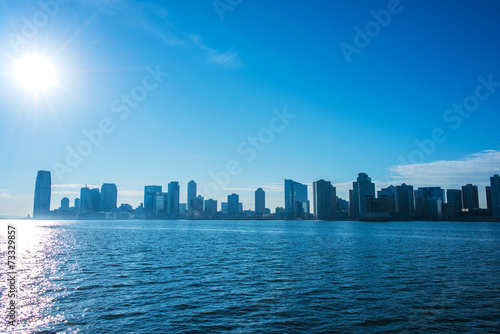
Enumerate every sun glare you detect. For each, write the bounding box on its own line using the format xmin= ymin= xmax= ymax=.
xmin=14 ymin=55 xmax=58 ymax=91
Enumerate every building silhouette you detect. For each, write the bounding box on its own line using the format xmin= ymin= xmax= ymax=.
xmin=486 ymin=186 xmax=492 ymax=211
xmin=378 ymin=185 xmax=395 ymax=213
xmin=168 ymin=182 xmax=180 ymax=216
xmin=446 ymin=189 xmax=463 ymax=214
xmin=462 ymin=184 xmax=479 ymax=211
xmin=205 ymin=199 xmax=218 ymax=218
xmin=61 ymin=197 xmax=70 ymax=210
xmin=80 ymin=186 xmax=100 ymax=212
xmin=144 ymin=185 xmax=162 ymax=217
xmin=491 ymin=174 xmax=500 ymax=220
xmin=255 ymin=188 xmax=265 ymax=216
xmin=101 ymin=183 xmax=117 ymax=211
xmin=394 ymin=183 xmax=414 ymax=220
xmin=313 ymin=179 xmax=336 ymax=220
xmin=284 ymin=179 xmax=309 ymax=218
xmin=228 ymin=193 xmax=240 ymax=217
xmin=414 ymin=187 xmax=444 ymax=219
xmin=33 ymin=170 xmax=51 ymax=219
xmin=187 ymin=180 xmax=196 ymax=212
xmin=353 ymin=173 xmax=375 ymax=219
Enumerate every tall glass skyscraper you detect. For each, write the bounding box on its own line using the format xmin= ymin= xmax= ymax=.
xmin=313 ymin=179 xmax=336 ymax=220
xmin=187 ymin=180 xmax=197 ymax=212
xmin=168 ymin=182 xmax=180 ymax=216
xmin=490 ymin=175 xmax=500 ymax=220
xmin=144 ymin=185 xmax=162 ymax=217
xmin=33 ymin=170 xmax=51 ymax=219
xmin=284 ymin=179 xmax=309 ymax=218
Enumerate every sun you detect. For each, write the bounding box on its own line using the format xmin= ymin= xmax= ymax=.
xmin=14 ymin=55 xmax=58 ymax=91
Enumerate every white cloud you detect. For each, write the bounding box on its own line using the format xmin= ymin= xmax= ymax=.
xmin=388 ymin=149 xmax=500 ymax=188
xmin=53 ymin=184 xmax=101 ymax=189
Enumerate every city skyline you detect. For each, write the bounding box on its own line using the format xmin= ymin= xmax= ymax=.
xmin=2 ymin=1 xmax=500 ymax=216
xmin=22 ymin=169 xmax=500 ymax=221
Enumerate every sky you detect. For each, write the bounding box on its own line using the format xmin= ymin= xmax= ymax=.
xmin=1 ymin=0 xmax=500 ymax=217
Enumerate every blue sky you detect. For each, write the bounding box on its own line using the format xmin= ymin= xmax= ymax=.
xmin=1 ymin=0 xmax=500 ymax=216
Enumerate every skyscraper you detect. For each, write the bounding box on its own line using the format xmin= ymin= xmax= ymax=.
xmin=205 ymin=199 xmax=218 ymax=218
xmin=490 ymin=174 xmax=500 ymax=220
xmin=33 ymin=170 xmax=51 ymax=219
xmin=60 ymin=197 xmax=70 ymax=210
xmin=486 ymin=186 xmax=492 ymax=211
xmin=80 ymin=186 xmax=100 ymax=212
xmin=462 ymin=184 xmax=479 ymax=211
xmin=446 ymin=189 xmax=463 ymax=214
xmin=394 ymin=183 xmax=414 ymax=219
xmin=378 ymin=185 xmax=395 ymax=213
xmin=284 ymin=179 xmax=309 ymax=218
xmin=228 ymin=193 xmax=240 ymax=216
xmin=414 ymin=187 xmax=445 ymax=219
xmin=74 ymin=198 xmax=80 ymax=209
xmin=144 ymin=185 xmax=162 ymax=217
xmin=100 ymin=183 xmax=118 ymax=211
xmin=313 ymin=179 xmax=336 ymax=220
xmin=356 ymin=173 xmax=375 ymax=219
xmin=168 ymin=182 xmax=180 ymax=216
xmin=187 ymin=180 xmax=196 ymax=212
xmin=255 ymin=188 xmax=265 ymax=215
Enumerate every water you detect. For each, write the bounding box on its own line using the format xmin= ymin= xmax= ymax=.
xmin=0 ymin=220 xmax=499 ymax=333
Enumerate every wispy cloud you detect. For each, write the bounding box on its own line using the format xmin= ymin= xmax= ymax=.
xmin=84 ymin=0 xmax=242 ymax=69
xmin=0 ymin=190 xmax=30 ymax=200
xmin=119 ymin=190 xmax=143 ymax=196
xmin=388 ymin=149 xmax=500 ymax=188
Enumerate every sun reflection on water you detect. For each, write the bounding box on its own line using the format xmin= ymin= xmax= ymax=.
xmin=0 ymin=220 xmax=78 ymax=333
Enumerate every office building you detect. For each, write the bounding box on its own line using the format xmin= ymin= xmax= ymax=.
xmin=446 ymin=189 xmax=462 ymax=214
xmin=60 ymin=197 xmax=70 ymax=210
xmin=313 ymin=179 xmax=336 ymax=220
xmin=100 ymin=183 xmax=118 ymax=211
xmin=462 ymin=184 xmax=479 ymax=211
xmin=394 ymin=183 xmax=414 ymax=219
xmin=187 ymin=180 xmax=196 ymax=212
xmin=414 ymin=187 xmax=444 ymax=219
xmin=378 ymin=185 xmax=395 ymax=213
xmin=205 ymin=199 xmax=218 ymax=218
xmin=355 ymin=173 xmax=375 ymax=219
xmin=144 ymin=185 xmax=162 ymax=217
xmin=168 ymin=182 xmax=180 ymax=216
xmin=486 ymin=186 xmax=492 ymax=211
xmin=284 ymin=179 xmax=309 ymax=218
xmin=33 ymin=170 xmax=51 ymax=219
xmin=491 ymin=174 xmax=500 ymax=220
xmin=228 ymin=193 xmax=240 ymax=216
xmin=255 ymin=188 xmax=265 ymax=215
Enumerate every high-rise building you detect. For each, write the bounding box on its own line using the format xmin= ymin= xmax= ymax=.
xmin=356 ymin=173 xmax=375 ymax=219
xmin=205 ymin=199 xmax=218 ymax=218
xmin=486 ymin=186 xmax=492 ymax=211
xmin=187 ymin=180 xmax=196 ymax=212
xmin=33 ymin=170 xmax=51 ymax=219
xmin=74 ymin=198 xmax=80 ymax=209
xmin=100 ymin=183 xmax=118 ymax=211
xmin=349 ymin=189 xmax=358 ymax=218
xmin=60 ymin=197 xmax=70 ymax=210
xmin=228 ymin=193 xmax=240 ymax=216
xmin=313 ymin=179 xmax=336 ymax=220
xmin=414 ymin=187 xmax=444 ymax=219
xmin=144 ymin=185 xmax=162 ymax=217
xmin=255 ymin=188 xmax=265 ymax=215
xmin=462 ymin=184 xmax=479 ymax=211
xmin=394 ymin=183 xmax=414 ymax=219
xmin=378 ymin=185 xmax=395 ymax=213
xmin=446 ymin=189 xmax=462 ymax=214
xmin=167 ymin=182 xmax=180 ymax=216
xmin=284 ymin=179 xmax=309 ymax=218
xmin=490 ymin=174 xmax=500 ymax=220
xmin=80 ymin=186 xmax=100 ymax=212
